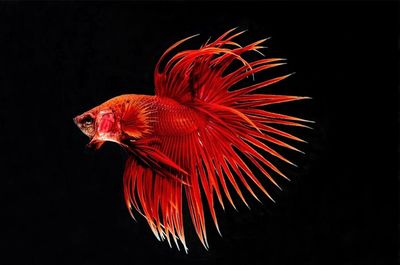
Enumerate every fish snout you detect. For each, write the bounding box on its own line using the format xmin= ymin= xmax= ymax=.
xmin=73 ymin=116 xmax=79 ymax=126
xmin=73 ymin=113 xmax=96 ymax=138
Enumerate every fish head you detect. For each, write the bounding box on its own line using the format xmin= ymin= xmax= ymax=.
xmin=74 ymin=111 xmax=96 ymax=138
xmin=74 ymin=106 xmax=122 ymax=149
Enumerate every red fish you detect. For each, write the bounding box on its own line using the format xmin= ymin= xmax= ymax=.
xmin=74 ymin=29 xmax=311 ymax=252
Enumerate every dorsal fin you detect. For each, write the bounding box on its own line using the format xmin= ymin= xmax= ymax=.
xmin=154 ymin=28 xmax=288 ymax=106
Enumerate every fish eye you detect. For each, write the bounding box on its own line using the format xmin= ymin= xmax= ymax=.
xmin=82 ymin=115 xmax=94 ymax=127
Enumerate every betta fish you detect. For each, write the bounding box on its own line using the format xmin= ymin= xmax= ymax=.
xmin=74 ymin=28 xmax=311 ymax=252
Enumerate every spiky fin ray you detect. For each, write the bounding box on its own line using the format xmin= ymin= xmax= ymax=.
xmin=124 ymin=29 xmax=310 ymax=251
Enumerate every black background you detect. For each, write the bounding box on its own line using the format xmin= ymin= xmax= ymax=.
xmin=2 ymin=2 xmax=398 ymax=265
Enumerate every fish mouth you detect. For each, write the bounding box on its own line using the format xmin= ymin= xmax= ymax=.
xmin=73 ymin=116 xmax=79 ymax=127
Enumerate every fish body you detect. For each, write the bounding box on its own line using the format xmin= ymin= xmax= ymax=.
xmin=74 ymin=94 xmax=203 ymax=148
xmin=74 ymin=29 xmax=310 ymax=252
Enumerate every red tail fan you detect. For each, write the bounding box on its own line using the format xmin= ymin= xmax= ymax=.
xmin=74 ymin=28 xmax=311 ymax=252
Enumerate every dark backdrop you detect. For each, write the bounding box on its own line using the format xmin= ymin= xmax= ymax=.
xmin=2 ymin=2 xmax=398 ymax=265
